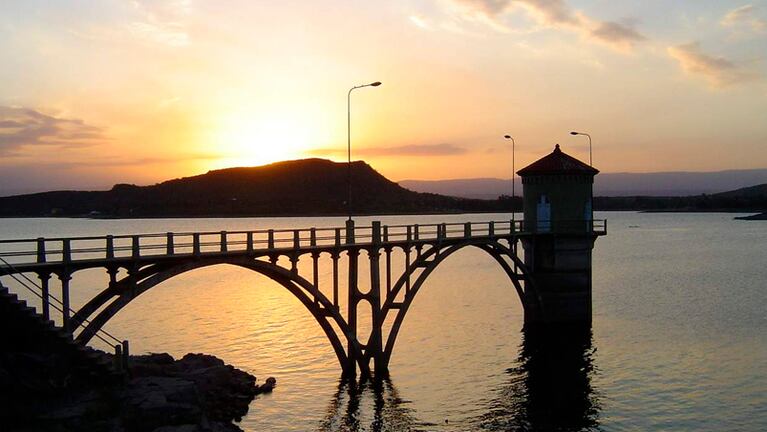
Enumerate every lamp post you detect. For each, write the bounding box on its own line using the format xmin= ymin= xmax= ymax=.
xmin=571 ymin=131 xmax=594 ymax=228
xmin=570 ymin=131 xmax=592 ymax=166
xmin=347 ymin=81 xmax=382 ymax=221
xmin=503 ymin=135 xmax=516 ymax=224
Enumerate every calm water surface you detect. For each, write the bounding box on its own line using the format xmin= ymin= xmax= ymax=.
xmin=2 ymin=212 xmax=766 ymax=431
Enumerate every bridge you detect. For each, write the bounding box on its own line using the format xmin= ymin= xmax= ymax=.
xmin=0 ymin=218 xmax=606 ymax=376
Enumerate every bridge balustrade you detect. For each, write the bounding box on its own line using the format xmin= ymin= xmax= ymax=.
xmin=0 ymin=219 xmax=606 ymax=266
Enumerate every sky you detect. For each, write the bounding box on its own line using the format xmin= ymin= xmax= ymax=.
xmin=1 ymin=0 xmax=766 ymax=195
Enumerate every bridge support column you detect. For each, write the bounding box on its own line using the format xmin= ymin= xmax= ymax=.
xmin=346 ymin=248 xmax=359 ymax=376
xmin=59 ymin=272 xmax=72 ymax=334
xmin=521 ymin=235 xmax=596 ymax=326
xmin=368 ymin=222 xmax=386 ymax=375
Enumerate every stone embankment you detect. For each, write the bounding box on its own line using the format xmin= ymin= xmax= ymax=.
xmin=1 ymin=352 xmax=275 ymax=432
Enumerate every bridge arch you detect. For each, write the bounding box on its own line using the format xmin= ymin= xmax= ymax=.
xmin=73 ymin=257 xmax=368 ymax=375
xmin=381 ymin=239 xmax=539 ymax=367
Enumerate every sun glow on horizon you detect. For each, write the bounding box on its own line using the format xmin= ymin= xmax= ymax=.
xmin=208 ymin=109 xmax=320 ymax=168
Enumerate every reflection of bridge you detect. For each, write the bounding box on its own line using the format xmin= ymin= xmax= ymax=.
xmin=0 ymin=219 xmax=606 ymax=376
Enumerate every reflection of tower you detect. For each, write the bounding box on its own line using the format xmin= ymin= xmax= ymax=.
xmin=478 ymin=327 xmax=600 ymax=430
xmin=518 ymin=144 xmax=601 ymax=324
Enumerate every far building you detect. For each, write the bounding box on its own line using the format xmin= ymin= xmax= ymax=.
xmin=517 ymin=144 xmax=602 ymax=325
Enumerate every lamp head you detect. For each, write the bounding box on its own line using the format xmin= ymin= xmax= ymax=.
xmin=370 ymin=81 xmax=382 ymax=87
xmin=570 ymin=131 xmax=579 ymax=135
xmin=504 ymin=135 xmax=512 ymax=139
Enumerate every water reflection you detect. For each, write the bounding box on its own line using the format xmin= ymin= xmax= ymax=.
xmin=320 ymin=377 xmax=430 ymax=432
xmin=318 ymin=327 xmax=600 ymax=431
xmin=479 ymin=327 xmax=601 ymax=431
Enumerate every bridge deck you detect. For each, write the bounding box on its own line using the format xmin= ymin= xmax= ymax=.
xmin=0 ymin=219 xmax=606 ymax=275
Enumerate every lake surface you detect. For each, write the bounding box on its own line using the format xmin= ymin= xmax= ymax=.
xmin=2 ymin=212 xmax=766 ymax=431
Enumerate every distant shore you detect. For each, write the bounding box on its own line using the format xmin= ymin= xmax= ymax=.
xmin=1 ymin=207 xmax=766 ymax=220
xmin=734 ymin=212 xmax=767 ymax=220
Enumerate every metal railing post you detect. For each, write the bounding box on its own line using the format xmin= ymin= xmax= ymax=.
xmin=268 ymin=230 xmax=275 ymax=250
xmin=464 ymin=222 xmax=471 ymax=238
xmin=166 ymin=232 xmax=175 ymax=255
xmin=220 ymin=231 xmax=227 ymax=252
xmin=106 ymin=235 xmax=114 ymax=259
xmin=372 ymin=221 xmax=381 ymax=245
xmin=345 ymin=219 xmax=355 ymax=244
xmin=62 ymin=239 xmax=72 ymax=264
xmin=131 ymin=236 xmax=140 ymax=259
xmin=193 ymin=233 xmax=201 ymax=256
xmin=122 ymin=340 xmax=130 ymax=370
xmin=246 ymin=232 xmax=254 ymax=253
xmin=114 ymin=344 xmax=123 ymax=372
xmin=310 ymin=228 xmax=317 ymax=247
xmin=293 ymin=230 xmax=300 ymax=249
xmin=36 ymin=238 xmax=46 ymax=263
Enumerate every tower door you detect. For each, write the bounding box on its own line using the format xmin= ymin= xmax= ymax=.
xmin=537 ymin=194 xmax=551 ymax=232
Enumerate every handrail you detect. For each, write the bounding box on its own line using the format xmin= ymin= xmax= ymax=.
xmin=0 ymin=219 xmax=607 ymax=266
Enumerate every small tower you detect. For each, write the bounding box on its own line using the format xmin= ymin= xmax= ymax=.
xmin=517 ymin=144 xmax=602 ymax=325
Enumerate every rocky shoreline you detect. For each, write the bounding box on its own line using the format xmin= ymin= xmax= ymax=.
xmin=1 ymin=352 xmax=275 ymax=432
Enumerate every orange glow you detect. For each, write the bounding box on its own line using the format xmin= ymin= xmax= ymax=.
xmin=207 ymin=105 xmax=332 ymax=168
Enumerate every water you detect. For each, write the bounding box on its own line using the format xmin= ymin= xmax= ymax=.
xmin=1 ymin=212 xmax=766 ymax=431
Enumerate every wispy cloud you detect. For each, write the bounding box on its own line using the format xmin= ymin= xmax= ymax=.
xmin=312 ymin=143 xmax=467 ymax=157
xmin=0 ymin=106 xmax=107 ymax=156
xmin=126 ymin=0 xmax=192 ymax=47
xmin=721 ymin=4 xmax=767 ymax=34
xmin=667 ymin=42 xmax=756 ymax=88
xmin=445 ymin=0 xmax=645 ymax=51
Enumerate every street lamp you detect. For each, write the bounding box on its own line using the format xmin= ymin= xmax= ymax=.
xmin=347 ymin=81 xmax=382 ymax=221
xmin=503 ymin=135 xmax=516 ymax=223
xmin=570 ymin=131 xmax=592 ymax=166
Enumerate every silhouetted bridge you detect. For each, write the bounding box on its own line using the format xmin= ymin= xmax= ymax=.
xmin=0 ymin=219 xmax=606 ymax=376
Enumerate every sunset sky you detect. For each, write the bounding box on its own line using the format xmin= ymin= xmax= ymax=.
xmin=1 ymin=0 xmax=766 ymax=194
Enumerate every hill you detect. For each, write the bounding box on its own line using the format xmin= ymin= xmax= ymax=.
xmin=400 ymin=169 xmax=767 ymax=198
xmin=0 ymin=159 xmax=513 ymax=218
xmin=594 ymin=183 xmax=767 ymax=212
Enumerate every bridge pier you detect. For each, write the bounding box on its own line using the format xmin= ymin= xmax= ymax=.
xmin=521 ymin=235 xmax=596 ymax=325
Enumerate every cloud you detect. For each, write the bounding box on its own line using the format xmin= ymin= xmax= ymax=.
xmin=311 ymin=143 xmax=468 ymax=157
xmin=447 ymin=0 xmax=645 ymax=51
xmin=588 ymin=19 xmax=645 ymax=50
xmin=667 ymin=42 xmax=755 ymax=88
xmin=126 ymin=0 xmax=192 ymax=47
xmin=0 ymin=106 xmax=107 ymax=156
xmin=721 ymin=4 xmax=767 ymax=33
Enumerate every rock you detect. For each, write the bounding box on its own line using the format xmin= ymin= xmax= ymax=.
xmin=258 ymin=377 xmax=276 ymax=393
xmin=2 ymin=350 xmax=269 ymax=432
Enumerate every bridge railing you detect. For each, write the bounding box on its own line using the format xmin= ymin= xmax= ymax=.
xmin=0 ymin=219 xmax=606 ymax=265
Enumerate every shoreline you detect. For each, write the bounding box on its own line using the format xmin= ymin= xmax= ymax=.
xmin=1 ymin=351 xmax=275 ymax=432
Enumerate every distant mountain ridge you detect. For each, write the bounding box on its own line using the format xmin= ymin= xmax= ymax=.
xmin=0 ymin=159 xmax=510 ymax=218
xmin=400 ymin=169 xmax=767 ymax=198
